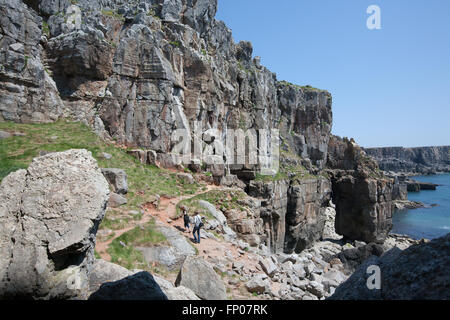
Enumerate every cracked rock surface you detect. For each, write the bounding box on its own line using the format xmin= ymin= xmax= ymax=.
xmin=0 ymin=149 xmax=109 ymax=299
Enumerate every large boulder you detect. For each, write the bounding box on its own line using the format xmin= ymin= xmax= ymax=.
xmin=89 ymin=271 xmax=168 ymax=300
xmin=330 ymin=234 xmax=450 ymax=300
xmin=259 ymin=257 xmax=278 ymax=278
xmin=198 ymin=200 xmax=227 ymax=226
xmin=245 ymin=274 xmax=270 ymax=294
xmin=175 ymin=256 xmax=227 ymax=300
xmin=137 ymin=225 xmax=196 ymax=271
xmin=88 ymin=259 xmax=133 ymax=294
xmin=89 ymin=259 xmax=198 ymax=300
xmin=153 ymin=275 xmax=200 ymax=300
xmin=107 ymin=192 xmax=128 ymax=208
xmin=0 ymin=149 xmax=109 ymax=299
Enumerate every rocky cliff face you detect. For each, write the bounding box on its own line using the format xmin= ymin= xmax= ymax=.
xmin=1 ymin=0 xmax=332 ymax=173
xmin=327 ymin=136 xmax=395 ymax=244
xmin=1 ymin=0 xmax=397 ymax=252
xmin=364 ymin=146 xmax=450 ymax=175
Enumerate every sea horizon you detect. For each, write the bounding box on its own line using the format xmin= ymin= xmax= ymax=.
xmin=392 ymin=173 xmax=450 ymax=240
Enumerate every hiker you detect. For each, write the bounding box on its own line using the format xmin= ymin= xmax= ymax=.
xmin=182 ymin=207 xmax=191 ymax=233
xmin=192 ymin=212 xmax=204 ymax=244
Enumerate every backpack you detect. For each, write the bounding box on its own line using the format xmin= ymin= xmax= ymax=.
xmin=194 ymin=215 xmax=203 ymax=228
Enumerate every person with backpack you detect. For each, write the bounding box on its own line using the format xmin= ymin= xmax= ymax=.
xmin=192 ymin=211 xmax=204 ymax=244
xmin=182 ymin=207 xmax=191 ymax=233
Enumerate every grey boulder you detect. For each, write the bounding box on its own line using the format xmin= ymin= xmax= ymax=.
xmin=198 ymin=200 xmax=227 ymax=226
xmin=175 ymin=256 xmax=227 ymax=300
xmin=0 ymin=130 xmax=12 ymax=139
xmin=0 ymin=149 xmax=109 ymax=299
xmin=108 ymin=192 xmax=128 ymax=208
xmin=245 ymin=274 xmax=271 ymax=294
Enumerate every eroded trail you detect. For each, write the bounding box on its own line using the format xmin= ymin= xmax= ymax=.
xmin=94 ymin=182 xmax=262 ymax=299
xmin=95 ymin=183 xmax=220 ymax=262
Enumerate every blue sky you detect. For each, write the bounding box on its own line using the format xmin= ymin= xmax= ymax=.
xmin=216 ymin=0 xmax=450 ymax=148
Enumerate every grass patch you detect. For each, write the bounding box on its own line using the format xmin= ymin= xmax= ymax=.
xmin=99 ymin=215 xmax=131 ymax=231
xmin=107 ymin=220 xmax=167 ymax=270
xmin=42 ymin=21 xmax=50 ymax=37
xmin=0 ymin=121 xmax=200 ymax=211
xmin=175 ymin=189 xmax=247 ymax=220
xmin=108 ymin=244 xmax=147 ymax=270
xmin=114 ymin=220 xmax=167 ymax=247
xmin=278 ymin=80 xmax=323 ymax=92
xmin=101 ymin=9 xmax=125 ymax=21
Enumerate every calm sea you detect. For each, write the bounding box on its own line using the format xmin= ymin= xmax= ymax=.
xmin=391 ymin=174 xmax=450 ymax=240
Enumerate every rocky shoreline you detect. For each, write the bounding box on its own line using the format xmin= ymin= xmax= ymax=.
xmin=0 ymin=0 xmax=448 ymax=300
xmin=364 ymin=146 xmax=450 ymax=176
xmin=1 ymin=149 xmax=439 ymax=300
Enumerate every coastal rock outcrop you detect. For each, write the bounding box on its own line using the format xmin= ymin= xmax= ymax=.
xmin=0 ymin=1 xmax=413 ymax=294
xmin=330 ymin=233 xmax=450 ymax=300
xmin=0 ymin=149 xmax=109 ymax=299
xmin=247 ymin=177 xmax=332 ymax=254
xmin=364 ymin=146 xmax=450 ymax=175
xmin=327 ymin=136 xmax=394 ymax=243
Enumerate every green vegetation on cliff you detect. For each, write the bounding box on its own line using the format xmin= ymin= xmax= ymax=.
xmin=175 ymin=189 xmax=247 ymax=219
xmin=0 ymin=121 xmax=200 ymax=211
xmin=277 ymin=80 xmax=324 ymax=92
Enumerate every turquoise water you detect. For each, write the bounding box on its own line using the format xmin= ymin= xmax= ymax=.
xmin=392 ymin=174 xmax=450 ymax=240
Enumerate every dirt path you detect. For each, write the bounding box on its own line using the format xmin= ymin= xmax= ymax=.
xmin=95 ymin=181 xmax=262 ymax=299
xmin=95 ymin=183 xmax=219 ymax=261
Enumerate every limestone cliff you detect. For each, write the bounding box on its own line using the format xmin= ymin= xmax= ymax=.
xmin=0 ymin=0 xmax=394 ymax=251
xmin=364 ymin=146 xmax=450 ymax=175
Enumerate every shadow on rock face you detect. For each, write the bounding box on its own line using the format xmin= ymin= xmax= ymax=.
xmin=88 ymin=272 xmax=168 ymax=300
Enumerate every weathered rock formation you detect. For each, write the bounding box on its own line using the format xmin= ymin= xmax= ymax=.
xmin=0 ymin=149 xmax=109 ymax=299
xmin=364 ymin=146 xmax=450 ymax=175
xmin=327 ymin=136 xmax=395 ymax=243
xmin=0 ymin=0 xmax=401 ymax=253
xmin=175 ymin=255 xmax=227 ymax=300
xmin=101 ymin=168 xmax=128 ymax=195
xmin=0 ymin=0 xmax=64 ymax=123
xmin=330 ymin=233 xmax=450 ymax=300
xmin=247 ymin=177 xmax=331 ymax=254
xmin=1 ymin=0 xmax=332 ymax=173
xmin=89 ymin=271 xmax=168 ymax=300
